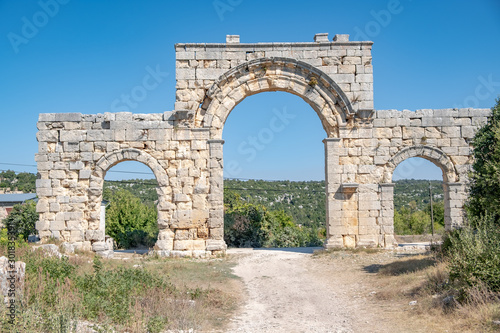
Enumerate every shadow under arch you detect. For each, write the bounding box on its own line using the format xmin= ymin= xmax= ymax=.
xmin=196 ymin=57 xmax=356 ymax=139
xmin=86 ymin=148 xmax=170 ymax=248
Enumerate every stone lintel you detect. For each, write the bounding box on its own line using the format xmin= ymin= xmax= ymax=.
xmin=444 ymin=182 xmax=463 ymax=187
xmin=341 ymin=183 xmax=359 ymax=193
xmin=323 ymin=138 xmax=341 ymax=144
xmin=207 ymin=139 xmax=225 ymax=145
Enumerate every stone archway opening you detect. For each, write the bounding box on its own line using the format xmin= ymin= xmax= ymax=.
xmin=87 ymin=148 xmax=171 ymax=256
xmin=392 ymin=157 xmax=445 ymax=240
xmin=103 ymin=161 xmax=160 ymax=251
xmin=222 ymin=91 xmax=327 ymax=248
xmin=198 ymin=58 xmax=352 ymax=251
xmin=384 ymin=146 xmax=463 ymax=240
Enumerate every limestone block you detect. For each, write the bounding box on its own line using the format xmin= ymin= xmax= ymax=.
xmin=35 ymin=219 xmax=50 ymax=231
xmin=209 ymin=227 xmax=224 ymax=240
xmin=338 ymin=64 xmax=355 ymax=74
xmin=63 ymin=142 xmax=80 ymax=152
xmin=155 ymin=239 xmax=174 ymax=251
xmin=402 ymin=127 xmax=424 ymax=139
xmin=193 ymin=210 xmax=209 ymax=224
xmin=60 ymin=130 xmax=85 ymax=142
xmin=175 ymin=229 xmax=190 ymax=240
xmin=343 ymin=235 xmax=356 ymax=248
xmin=357 ymin=235 xmax=378 ymax=247
xmin=92 ymin=242 xmax=108 ymax=252
xmin=87 ymin=130 xmax=113 ymax=141
xmin=70 ymin=230 xmax=84 ymax=242
xmin=54 ymin=113 xmax=82 ymax=122
xmin=49 ymin=202 xmax=60 ymax=212
xmin=197 ymin=226 xmax=209 ymax=238
xmin=158 ymin=229 xmax=175 ymax=240
xmin=205 ymin=239 xmax=226 ymax=251
xmin=174 ymin=193 xmax=190 ymax=203
xmin=374 ymin=128 xmax=392 ymax=138
xmin=37 ymin=130 xmax=59 ymax=142
xmin=355 ymin=74 xmax=372 ymax=83
xmin=332 ymin=74 xmax=355 ymax=84
xmin=50 ymin=220 xmax=65 ymax=231
xmin=69 ymin=161 xmax=84 ymax=170
xmin=192 ymin=240 xmax=206 ymax=251
xmin=461 ymin=126 xmax=477 ymax=139
xmin=85 ymin=230 xmax=105 ymax=241
xmin=173 ymin=240 xmax=194 ymax=251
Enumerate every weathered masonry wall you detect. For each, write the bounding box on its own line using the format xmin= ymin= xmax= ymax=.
xmin=35 ymin=112 xmax=225 ymax=257
xmin=329 ymin=107 xmax=490 ymax=248
xmin=36 ymin=34 xmax=490 ymax=256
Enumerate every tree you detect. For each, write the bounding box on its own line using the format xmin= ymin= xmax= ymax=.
xmin=2 ymin=200 xmax=37 ymax=240
xmin=468 ymin=99 xmax=500 ymax=224
xmin=105 ymin=189 xmax=158 ymax=248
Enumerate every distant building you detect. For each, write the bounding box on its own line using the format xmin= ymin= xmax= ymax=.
xmin=0 ymin=193 xmax=37 ymax=222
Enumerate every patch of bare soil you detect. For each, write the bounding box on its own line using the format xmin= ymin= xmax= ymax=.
xmin=224 ymin=248 xmax=450 ymax=333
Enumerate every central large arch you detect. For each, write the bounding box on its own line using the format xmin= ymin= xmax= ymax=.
xmin=196 ymin=57 xmax=355 ymax=139
xmin=198 ymin=57 xmax=352 ymax=250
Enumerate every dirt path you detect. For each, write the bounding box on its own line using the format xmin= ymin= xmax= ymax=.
xmin=224 ymin=248 xmax=428 ymax=333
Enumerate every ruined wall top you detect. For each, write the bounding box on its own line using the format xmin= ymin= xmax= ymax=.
xmin=174 ymin=33 xmax=375 ymax=114
xmin=175 ymin=33 xmax=373 ymax=49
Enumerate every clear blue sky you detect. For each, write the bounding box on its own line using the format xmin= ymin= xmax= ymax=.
xmin=1 ymin=0 xmax=499 ymax=181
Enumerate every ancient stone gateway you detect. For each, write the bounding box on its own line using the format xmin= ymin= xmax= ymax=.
xmin=35 ymin=34 xmax=490 ymax=256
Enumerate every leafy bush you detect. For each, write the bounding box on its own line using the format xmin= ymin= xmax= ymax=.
xmin=445 ymin=215 xmax=500 ymax=295
xmin=394 ymin=203 xmax=445 ymax=235
xmin=468 ymin=98 xmax=500 ymax=224
xmin=105 ymin=189 xmax=158 ymax=248
xmin=2 ymin=200 xmax=37 ymax=240
xmin=0 ymin=227 xmax=28 ymax=248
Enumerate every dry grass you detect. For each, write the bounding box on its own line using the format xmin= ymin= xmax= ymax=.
xmin=0 ymin=244 xmax=243 ymax=333
xmin=366 ymin=253 xmax=500 ymax=332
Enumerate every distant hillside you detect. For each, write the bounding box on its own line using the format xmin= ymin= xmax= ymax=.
xmin=393 ymin=179 xmax=444 ymax=211
xmin=7 ymin=172 xmax=444 ymax=225
xmin=0 ymin=170 xmax=36 ymax=193
xmin=103 ymin=179 xmax=159 ymax=207
xmin=225 ymin=179 xmax=326 ymax=229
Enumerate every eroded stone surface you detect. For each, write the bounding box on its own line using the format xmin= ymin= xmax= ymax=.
xmin=35 ymin=34 xmax=489 ymax=255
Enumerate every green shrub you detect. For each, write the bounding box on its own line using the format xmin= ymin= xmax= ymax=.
xmin=105 ymin=189 xmax=158 ymax=249
xmin=468 ymin=99 xmax=500 ymax=224
xmin=224 ymin=200 xmax=323 ymax=248
xmin=0 ymin=227 xmax=28 ymax=249
xmin=446 ymin=215 xmax=500 ymax=295
xmin=75 ymin=256 xmax=171 ymax=323
xmin=2 ymin=200 xmax=37 ymax=240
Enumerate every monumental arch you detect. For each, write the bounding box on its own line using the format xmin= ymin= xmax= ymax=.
xmin=35 ymin=34 xmax=491 ymax=256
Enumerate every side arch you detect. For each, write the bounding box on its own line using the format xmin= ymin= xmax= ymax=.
xmin=196 ymin=57 xmax=356 ymax=139
xmin=383 ymin=145 xmax=464 ymax=231
xmin=91 ymin=148 xmax=169 ymax=187
xmin=385 ymin=145 xmax=458 ymax=183
xmin=86 ymin=149 xmax=171 ymax=248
